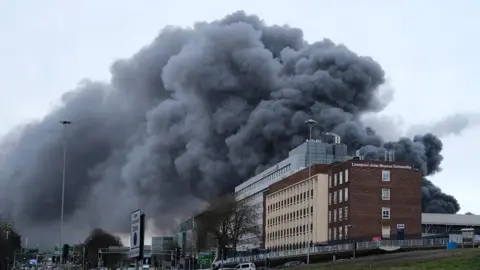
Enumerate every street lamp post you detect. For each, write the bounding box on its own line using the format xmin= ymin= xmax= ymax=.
xmin=304 ymin=119 xmax=317 ymax=265
xmin=60 ymin=120 xmax=72 ymax=250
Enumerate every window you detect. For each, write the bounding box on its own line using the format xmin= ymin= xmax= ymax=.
xmin=339 ymin=189 xmax=343 ymax=203
xmin=344 ymin=225 xmax=349 ymax=239
xmin=334 ymin=173 xmax=338 ymax=186
xmin=382 ymin=188 xmax=390 ymax=200
xmin=382 ymin=170 xmax=390 ymax=182
xmin=382 ymin=226 xmax=391 ymax=238
xmin=334 ymin=209 xmax=337 ymax=222
xmin=328 ymin=210 xmax=331 ymax=223
xmin=328 ymin=228 xmax=332 ymax=240
xmin=382 ymin=207 xmax=391 ymax=219
xmin=344 ymin=188 xmax=349 ymax=201
xmin=345 ymin=169 xmax=349 ymax=182
xmin=339 ymin=172 xmax=343 ymax=184
xmin=344 ymin=206 xmax=348 ymax=220
xmin=339 ymin=226 xmax=343 ymax=239
xmin=329 ymin=193 xmax=332 ymax=205
xmin=339 ymin=207 xmax=343 ymax=221
xmin=333 ymin=227 xmax=337 ymax=240
xmin=334 ymin=191 xmax=337 ymax=204
xmin=329 ymin=175 xmax=332 ymax=188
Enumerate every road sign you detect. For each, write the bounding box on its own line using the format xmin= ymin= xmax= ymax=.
xmin=130 ymin=209 xmax=141 ymax=258
xmin=198 ymin=252 xmax=213 ymax=265
xmin=22 ymin=248 xmax=39 ymax=254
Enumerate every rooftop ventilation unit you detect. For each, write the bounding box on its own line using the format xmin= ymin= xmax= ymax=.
xmin=324 ymin=132 xmax=341 ymax=144
xmin=355 ymin=149 xmax=364 ymax=160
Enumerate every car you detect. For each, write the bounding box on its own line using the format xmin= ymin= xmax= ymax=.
xmin=236 ymin=262 xmax=256 ymax=270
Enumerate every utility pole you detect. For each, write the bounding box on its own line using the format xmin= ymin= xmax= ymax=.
xmin=220 ymin=249 xmax=223 ymax=270
xmin=59 ymin=120 xmax=72 ymax=250
xmin=305 ymin=119 xmax=317 ymax=265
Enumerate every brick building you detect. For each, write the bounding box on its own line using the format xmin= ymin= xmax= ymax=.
xmin=328 ymin=159 xmax=422 ymax=241
xmin=264 ymin=159 xmax=422 ymax=250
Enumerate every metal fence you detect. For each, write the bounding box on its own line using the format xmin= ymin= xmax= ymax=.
xmin=217 ymin=238 xmax=450 ymax=264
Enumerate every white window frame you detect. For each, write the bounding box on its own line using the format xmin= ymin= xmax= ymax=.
xmin=339 ymin=226 xmax=343 ymax=239
xmin=382 ymin=188 xmax=391 ymax=200
xmin=339 ymin=172 xmax=343 ymax=184
xmin=344 ymin=206 xmax=348 ymax=220
xmin=329 ymin=175 xmax=332 ymax=188
xmin=329 ymin=193 xmax=332 ymax=205
xmin=339 ymin=207 xmax=343 ymax=221
xmin=382 ymin=226 xmax=391 ymax=238
xmin=334 ymin=191 xmax=337 ymax=204
xmin=344 ymin=187 xmax=349 ymax=202
xmin=382 ymin=207 xmax=391 ymax=219
xmin=328 ymin=228 xmax=332 ymax=240
xmin=334 ymin=209 xmax=337 ymax=222
xmin=382 ymin=170 xmax=391 ymax=182
xmin=344 ymin=225 xmax=349 ymax=239
xmin=339 ymin=189 xmax=343 ymax=203
xmin=328 ymin=210 xmax=331 ymax=223
xmin=333 ymin=227 xmax=337 ymax=240
xmin=345 ymin=169 xmax=349 ymax=182
xmin=334 ymin=173 xmax=338 ymax=186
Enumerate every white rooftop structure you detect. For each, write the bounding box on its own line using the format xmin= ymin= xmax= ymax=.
xmin=422 ymin=213 xmax=480 ymax=226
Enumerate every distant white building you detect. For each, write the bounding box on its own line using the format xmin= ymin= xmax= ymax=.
xmin=235 ymin=139 xmax=349 ymax=251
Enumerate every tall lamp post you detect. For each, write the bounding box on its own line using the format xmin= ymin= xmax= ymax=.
xmin=305 ymin=119 xmax=317 ymax=265
xmin=60 ymin=120 xmax=72 ymax=250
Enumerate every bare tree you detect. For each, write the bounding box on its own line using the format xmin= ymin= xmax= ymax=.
xmin=196 ymin=195 xmax=260 ymax=259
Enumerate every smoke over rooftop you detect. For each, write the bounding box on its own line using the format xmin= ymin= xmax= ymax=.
xmin=0 ymin=11 xmax=462 ymax=246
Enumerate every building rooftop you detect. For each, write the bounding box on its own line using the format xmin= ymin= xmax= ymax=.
xmin=422 ymin=213 xmax=480 ymax=226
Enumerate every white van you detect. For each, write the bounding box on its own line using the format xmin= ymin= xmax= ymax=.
xmin=236 ymin=263 xmax=256 ymax=270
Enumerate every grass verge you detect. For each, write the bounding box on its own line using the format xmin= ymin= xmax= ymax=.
xmin=305 ymin=249 xmax=480 ymax=269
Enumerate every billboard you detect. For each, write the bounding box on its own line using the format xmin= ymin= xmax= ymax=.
xmin=130 ymin=209 xmax=141 ymax=258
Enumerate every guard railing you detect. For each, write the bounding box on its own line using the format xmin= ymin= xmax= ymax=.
xmin=217 ymin=238 xmax=449 ymax=264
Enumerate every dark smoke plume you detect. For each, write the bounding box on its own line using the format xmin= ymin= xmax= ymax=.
xmin=0 ymin=11 xmax=460 ymax=246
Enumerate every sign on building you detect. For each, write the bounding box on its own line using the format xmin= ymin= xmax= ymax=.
xmin=130 ymin=209 xmax=141 ymax=258
xmin=351 ymin=162 xmax=412 ymax=170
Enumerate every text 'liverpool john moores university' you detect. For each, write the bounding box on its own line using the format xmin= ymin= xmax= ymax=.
xmin=351 ymin=163 xmax=412 ymax=170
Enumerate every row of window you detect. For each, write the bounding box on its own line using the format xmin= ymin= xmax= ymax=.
xmin=328 ymin=225 xmax=349 ymax=241
xmin=267 ymin=207 xmax=313 ymax=226
xmin=330 ymin=206 xmax=391 ymax=221
xmin=237 ymin=164 xmax=292 ymax=198
xmin=329 ymin=169 xmax=349 ymax=188
xmin=267 ymin=189 xmax=313 ymax=213
xmin=328 ymin=206 xmax=349 ymax=223
xmin=328 ymin=169 xmax=391 ymax=189
xmin=328 ymin=188 xmax=349 ymax=205
xmin=238 ymin=237 xmax=258 ymax=246
xmin=267 ymin=224 xmax=313 ymax=240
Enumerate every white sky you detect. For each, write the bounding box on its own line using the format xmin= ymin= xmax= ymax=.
xmin=0 ymin=0 xmax=478 ymax=220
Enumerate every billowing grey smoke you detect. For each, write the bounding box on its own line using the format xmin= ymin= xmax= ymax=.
xmin=0 ymin=11 xmax=460 ymax=246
